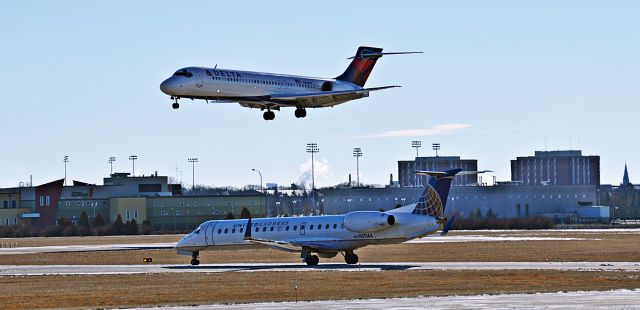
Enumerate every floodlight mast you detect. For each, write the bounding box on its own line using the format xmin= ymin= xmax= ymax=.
xmin=411 ymin=140 xmax=421 ymax=158
xmin=129 ymin=155 xmax=138 ymax=176
xmin=353 ymin=148 xmax=363 ymax=186
xmin=306 ymin=143 xmax=319 ymax=213
xmin=188 ymin=158 xmax=198 ymax=191
xmin=108 ymin=157 xmax=116 ymax=175
xmin=432 ymin=143 xmax=441 ymax=157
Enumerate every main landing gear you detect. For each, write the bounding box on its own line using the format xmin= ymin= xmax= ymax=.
xmin=263 ymin=110 xmax=275 ymax=121
xmin=190 ymin=251 xmax=200 ymax=266
xmin=171 ymin=96 xmax=180 ymax=109
xmin=294 ymin=107 xmax=307 ymax=118
xmin=344 ymin=251 xmax=359 ymax=264
xmin=305 ymin=255 xmax=319 ymax=266
xmin=301 ymin=248 xmax=319 ymax=266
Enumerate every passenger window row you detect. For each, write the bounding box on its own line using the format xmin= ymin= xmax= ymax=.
xmin=209 ymin=75 xmax=319 ymax=89
xmin=215 ymin=223 xmax=343 ymax=234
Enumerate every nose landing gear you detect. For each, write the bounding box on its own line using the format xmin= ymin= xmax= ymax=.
xmin=190 ymin=251 xmax=200 ymax=265
xmin=171 ymin=97 xmax=180 ymax=109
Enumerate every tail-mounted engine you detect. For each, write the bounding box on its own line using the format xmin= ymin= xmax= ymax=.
xmin=343 ymin=211 xmax=395 ymax=233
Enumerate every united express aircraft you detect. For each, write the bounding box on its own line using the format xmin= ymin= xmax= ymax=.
xmin=159 ymin=46 xmax=420 ymax=120
xmin=175 ymin=169 xmax=486 ymax=266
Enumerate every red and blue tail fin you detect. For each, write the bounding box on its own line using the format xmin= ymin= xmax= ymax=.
xmin=336 ymin=46 xmax=383 ymax=87
xmin=412 ymin=168 xmax=462 ymax=217
xmin=336 ymin=46 xmax=423 ymax=87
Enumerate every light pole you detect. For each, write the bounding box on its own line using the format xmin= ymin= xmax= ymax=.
xmin=411 ymin=141 xmax=421 ymax=158
xmin=188 ymin=158 xmax=198 ymax=191
xmin=129 ymin=155 xmax=137 ymax=176
xmin=252 ymin=168 xmax=263 ymax=194
xmin=63 ymin=156 xmax=69 ymax=186
xmin=353 ymin=148 xmax=363 ymax=187
xmin=108 ymin=157 xmax=116 ymax=175
xmin=306 ymin=143 xmax=319 ymax=191
xmin=433 ymin=143 xmax=441 ymax=157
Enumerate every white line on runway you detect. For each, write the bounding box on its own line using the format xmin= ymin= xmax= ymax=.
xmin=1 ymin=262 xmax=639 ymax=276
xmin=0 ymin=243 xmax=175 ymax=255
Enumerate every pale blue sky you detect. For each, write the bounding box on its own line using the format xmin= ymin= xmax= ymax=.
xmin=1 ymin=1 xmax=638 ymax=188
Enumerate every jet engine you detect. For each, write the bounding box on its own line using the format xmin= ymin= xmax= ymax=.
xmin=343 ymin=211 xmax=396 ymax=233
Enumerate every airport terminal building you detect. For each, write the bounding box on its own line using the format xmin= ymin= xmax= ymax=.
xmin=0 ymin=173 xmax=267 ymax=231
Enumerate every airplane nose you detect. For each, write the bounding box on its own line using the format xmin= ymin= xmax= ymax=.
xmin=160 ymin=78 xmax=175 ymax=95
xmin=175 ymin=236 xmax=187 ymax=249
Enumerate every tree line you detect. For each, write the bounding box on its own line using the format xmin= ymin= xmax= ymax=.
xmin=0 ymin=212 xmax=154 ymax=238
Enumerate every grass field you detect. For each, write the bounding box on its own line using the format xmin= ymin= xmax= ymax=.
xmin=0 ymin=230 xmax=639 ymax=309
xmin=1 ymin=271 xmax=639 ymax=309
xmin=1 ymin=230 xmax=639 ymax=265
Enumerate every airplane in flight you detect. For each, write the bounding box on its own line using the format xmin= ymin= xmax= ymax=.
xmin=175 ymin=168 xmax=487 ymax=266
xmin=159 ymin=46 xmax=421 ymax=120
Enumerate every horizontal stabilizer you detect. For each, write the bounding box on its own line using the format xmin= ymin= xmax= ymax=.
xmin=347 ymin=51 xmax=423 ymax=59
xmin=414 ymin=169 xmax=492 ymax=179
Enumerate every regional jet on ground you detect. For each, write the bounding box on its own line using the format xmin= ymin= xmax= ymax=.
xmin=175 ymin=169 xmax=487 ymax=266
xmin=159 ymin=46 xmax=420 ymax=120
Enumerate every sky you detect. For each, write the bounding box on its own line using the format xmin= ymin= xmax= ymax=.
xmin=0 ymin=1 xmax=639 ymax=189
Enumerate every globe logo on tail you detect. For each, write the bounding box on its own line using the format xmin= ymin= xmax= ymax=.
xmin=412 ymin=184 xmax=443 ymax=217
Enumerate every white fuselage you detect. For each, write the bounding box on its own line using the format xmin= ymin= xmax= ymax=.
xmin=160 ymin=67 xmax=360 ymax=100
xmin=175 ymin=207 xmax=441 ymax=254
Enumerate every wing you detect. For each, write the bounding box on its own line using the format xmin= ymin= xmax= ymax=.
xmin=245 ymin=236 xmax=341 ymax=253
xmin=270 ymin=86 xmax=399 ymax=108
xmin=237 ymin=86 xmax=399 ymax=109
xmin=242 ymin=218 xmax=338 ymax=253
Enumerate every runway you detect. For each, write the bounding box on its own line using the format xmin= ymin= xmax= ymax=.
xmin=2 ymin=261 xmax=639 ymax=276
xmin=0 ymin=243 xmax=175 ymax=255
xmin=137 ymin=289 xmax=640 ymax=310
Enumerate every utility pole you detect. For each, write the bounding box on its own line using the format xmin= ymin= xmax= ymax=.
xmin=411 ymin=141 xmax=421 ymax=158
xmin=63 ymin=156 xmax=69 ymax=186
xmin=129 ymin=155 xmax=137 ymax=176
xmin=108 ymin=157 xmax=116 ymax=175
xmin=353 ymin=148 xmax=363 ymax=187
xmin=188 ymin=158 xmax=198 ymax=191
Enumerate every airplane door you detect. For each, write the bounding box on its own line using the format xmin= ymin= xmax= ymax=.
xmin=205 ymin=223 xmax=216 ymax=246
xmin=300 ymin=222 xmax=306 ymax=235
xmin=195 ymin=70 xmax=203 ymax=88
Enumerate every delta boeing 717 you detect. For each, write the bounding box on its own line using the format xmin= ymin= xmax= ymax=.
xmin=160 ymin=46 xmax=420 ymax=120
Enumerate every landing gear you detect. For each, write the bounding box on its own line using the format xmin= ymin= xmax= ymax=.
xmin=305 ymin=255 xmax=319 ymax=266
xmin=171 ymin=96 xmax=180 ymax=109
xmin=344 ymin=252 xmax=359 ymax=264
xmin=294 ymin=107 xmax=307 ymax=118
xmin=263 ymin=110 xmax=275 ymax=121
xmin=301 ymin=247 xmax=319 ymax=266
xmin=190 ymin=251 xmax=200 ymax=266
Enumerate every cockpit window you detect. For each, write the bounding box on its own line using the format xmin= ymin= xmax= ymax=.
xmin=193 ymin=227 xmax=201 ymax=234
xmin=173 ymin=69 xmax=193 ymax=78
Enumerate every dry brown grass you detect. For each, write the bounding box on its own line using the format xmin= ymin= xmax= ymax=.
xmin=1 ymin=230 xmax=639 ymax=265
xmin=0 ymin=270 xmax=638 ymax=309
